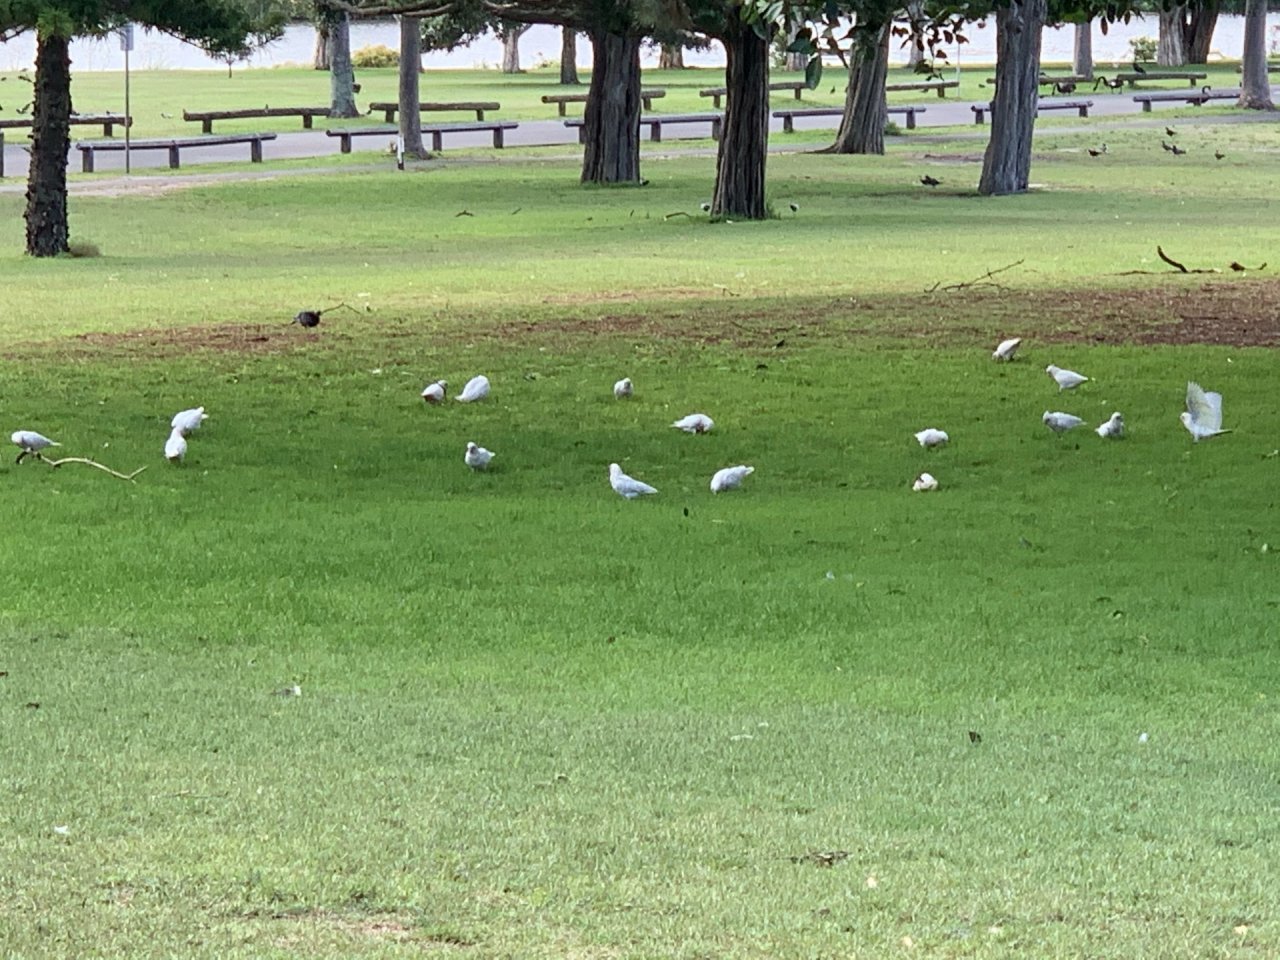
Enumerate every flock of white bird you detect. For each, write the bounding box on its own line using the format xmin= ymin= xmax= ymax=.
xmin=7 ymin=337 xmax=1229 ymax=488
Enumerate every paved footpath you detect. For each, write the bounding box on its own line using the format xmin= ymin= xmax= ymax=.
xmin=0 ymin=89 xmax=1273 ymax=184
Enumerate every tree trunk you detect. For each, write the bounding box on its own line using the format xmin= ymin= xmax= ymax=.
xmin=560 ymin=28 xmax=579 ymax=84
xmin=659 ymin=43 xmax=685 ymax=69
xmin=1239 ymin=0 xmax=1275 ymax=109
xmin=829 ymin=22 xmax=891 ymax=155
xmin=713 ymin=17 xmax=771 ymax=219
xmin=905 ymin=0 xmax=926 ymax=69
xmin=328 ymin=13 xmax=359 ymax=118
xmin=24 ymin=31 xmax=71 ymax=258
xmin=1072 ymin=21 xmax=1093 ymax=79
xmin=500 ymin=24 xmax=529 ymax=74
xmin=978 ymin=0 xmax=1046 ymax=196
xmin=581 ymin=30 xmax=642 ymax=184
xmin=313 ymin=23 xmax=331 ymax=70
xmin=1158 ymin=7 xmax=1189 ymax=66
xmin=783 ymin=26 xmax=806 ymax=72
xmin=1185 ymin=2 xmax=1218 ymax=63
xmin=399 ymin=15 xmax=426 ymax=158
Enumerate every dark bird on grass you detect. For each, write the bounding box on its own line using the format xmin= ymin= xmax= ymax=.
xmin=1165 ymin=126 xmax=1177 ymax=137
xmin=1170 ymin=143 xmax=1186 ymax=156
xmin=1087 ymin=143 xmax=1108 ymax=157
xmin=700 ymin=202 xmax=712 ymax=212
xmin=920 ymin=175 xmax=941 ymax=187
xmin=1093 ymin=75 xmax=1124 ymax=91
xmin=1132 ymin=60 xmax=1147 ymax=74
xmin=1161 ymin=140 xmax=1174 ymax=153
xmin=1054 ymin=80 xmax=1076 ymax=95
xmin=1230 ymin=261 xmax=1246 ymax=272
xmin=788 ymin=202 xmax=799 ymax=214
xmin=1215 ymin=149 xmax=1226 ymax=161
xmin=291 ymin=302 xmax=358 ymax=329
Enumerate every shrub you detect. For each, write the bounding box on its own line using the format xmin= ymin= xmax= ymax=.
xmin=1128 ymin=36 xmax=1157 ymax=63
xmin=352 ymin=45 xmax=398 ymax=68
xmin=65 ymin=239 xmax=102 ymax=258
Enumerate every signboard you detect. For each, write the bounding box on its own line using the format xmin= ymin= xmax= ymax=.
xmin=119 ymin=23 xmax=134 ymax=52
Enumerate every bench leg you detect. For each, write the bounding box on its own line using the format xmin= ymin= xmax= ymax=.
xmin=793 ymin=87 xmax=802 ymax=100
xmin=168 ymin=145 xmax=180 ymax=169
xmin=251 ymin=139 xmax=263 ymax=163
xmin=711 ymin=117 xmax=722 ymax=141
xmin=492 ymin=129 xmax=504 ymax=149
xmin=1077 ymin=106 xmax=1088 ymax=117
xmin=783 ymin=116 xmax=794 ymax=133
xmin=973 ymin=109 xmax=985 ymax=125
xmin=650 ymin=123 xmax=661 ymax=143
xmin=431 ymin=130 xmax=443 ymax=151
xmin=103 ymin=123 xmax=113 ymax=136
xmin=578 ymin=127 xmax=587 ymax=145
xmin=340 ymin=134 xmax=352 ymax=153
xmin=713 ymin=95 xmax=722 ymax=109
xmin=384 ymin=110 xmax=396 ymax=123
xmin=82 ymin=149 xmax=94 ymax=174
xmin=203 ymin=119 xmax=213 ymax=134
xmin=1142 ymin=101 xmax=1152 ymax=113
xmin=642 ymin=97 xmax=652 ymax=111
xmin=476 ymin=110 xmax=485 ymax=121
xmin=906 ymin=111 xmax=916 ymax=130
xmin=558 ymin=102 xmax=567 ymax=117
xmin=937 ymin=87 xmax=946 ymax=97
xmin=302 ymin=115 xmax=313 ymax=129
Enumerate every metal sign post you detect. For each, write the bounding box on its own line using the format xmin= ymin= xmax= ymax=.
xmin=120 ymin=24 xmax=134 ymax=173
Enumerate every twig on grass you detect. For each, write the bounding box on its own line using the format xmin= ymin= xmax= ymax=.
xmin=926 ymin=259 xmax=1025 ymax=293
xmin=1114 ymin=246 xmax=1245 ymax=276
xmin=28 ymin=454 xmax=147 ymax=482
xmin=1157 ymin=245 xmax=1189 ymax=273
xmin=663 ymin=211 xmax=691 ymax=220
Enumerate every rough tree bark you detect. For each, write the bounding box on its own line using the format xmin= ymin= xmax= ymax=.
xmin=659 ymin=43 xmax=685 ymax=69
xmin=1158 ymin=7 xmax=1189 ymax=65
xmin=828 ymin=21 xmax=891 ymax=155
xmin=978 ymin=0 xmax=1045 ymax=196
xmin=905 ymin=0 xmax=926 ymax=69
xmin=713 ymin=15 xmax=771 ymax=219
xmin=25 ymin=31 xmax=72 ymax=258
xmin=1185 ymin=2 xmax=1219 ymax=63
xmin=581 ymin=29 xmax=642 ymax=184
xmin=500 ymin=23 xmax=530 ymax=73
xmin=1238 ymin=0 xmax=1275 ymax=109
xmin=1072 ymin=21 xmax=1093 ymax=79
xmin=328 ymin=13 xmax=359 ymax=118
xmin=313 ymin=23 xmax=331 ymax=70
xmin=399 ymin=15 xmax=426 ymax=157
xmin=560 ymin=28 xmax=579 ymax=84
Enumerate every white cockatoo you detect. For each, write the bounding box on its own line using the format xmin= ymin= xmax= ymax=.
xmin=1181 ymin=382 xmax=1230 ymax=441
xmin=420 ymin=380 xmax=447 ymax=404
xmin=912 ymin=472 xmax=939 ymax=492
xmin=710 ymin=465 xmax=754 ymax=493
xmin=456 ymin=375 xmax=490 ymax=403
xmin=1096 ymin=412 xmax=1125 ymax=439
xmin=165 ymin=429 xmax=187 ymax=463
xmin=170 ymin=406 xmax=208 ymax=435
xmin=609 ymin=462 xmax=658 ymax=499
xmin=914 ymin=428 xmax=949 ymax=449
xmin=1046 ymin=364 xmax=1089 ymax=391
xmin=671 ymin=413 xmax=714 ymax=434
xmin=464 ymin=441 xmax=494 ymax=470
xmin=993 ymin=337 xmax=1022 ymax=362
xmin=613 ymin=377 xmax=633 ymax=399
xmin=1043 ymin=411 xmax=1086 ymax=434
xmin=11 ymin=430 xmax=60 ymax=462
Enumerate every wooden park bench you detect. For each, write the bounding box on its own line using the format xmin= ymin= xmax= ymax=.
xmin=885 ymin=80 xmax=960 ymax=98
xmin=772 ymin=105 xmax=926 ymax=132
xmin=970 ymin=98 xmax=1092 ymax=124
xmin=181 ymin=106 xmax=330 ymax=134
xmin=565 ymin=112 xmax=722 ymax=143
xmin=367 ymin=100 xmax=501 ymax=122
xmin=1131 ymin=88 xmax=1238 ymax=112
xmin=698 ymin=81 xmax=808 ymax=109
xmin=326 ymin=120 xmax=519 ymax=153
xmin=0 ymin=113 xmax=131 ymax=136
xmin=542 ymin=89 xmax=666 ymax=116
xmin=1115 ymin=71 xmax=1207 ymax=87
xmin=76 ymin=132 xmax=277 ymax=172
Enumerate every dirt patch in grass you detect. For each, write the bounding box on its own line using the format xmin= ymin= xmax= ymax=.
xmin=10 ymin=277 xmax=1280 ymax=360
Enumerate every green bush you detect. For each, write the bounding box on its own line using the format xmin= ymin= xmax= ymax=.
xmin=352 ymin=44 xmax=398 ymax=68
xmin=1128 ymin=36 xmax=1157 ymax=62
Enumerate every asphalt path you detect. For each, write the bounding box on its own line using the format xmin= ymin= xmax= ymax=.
xmin=0 ymin=86 xmax=1273 ymax=183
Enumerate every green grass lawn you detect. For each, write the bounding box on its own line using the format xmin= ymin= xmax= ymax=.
xmin=1 ymin=123 xmax=1278 ymax=958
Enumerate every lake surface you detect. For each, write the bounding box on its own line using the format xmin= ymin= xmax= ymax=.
xmin=0 ymin=16 xmax=1275 ymax=74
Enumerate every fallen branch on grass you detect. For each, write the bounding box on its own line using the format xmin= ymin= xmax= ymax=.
xmin=926 ymin=259 xmax=1025 ymax=293
xmin=28 ymin=454 xmax=147 ymax=482
xmin=1114 ymin=246 xmax=1263 ymax=276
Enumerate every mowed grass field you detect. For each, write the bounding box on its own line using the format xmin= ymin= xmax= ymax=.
xmin=1 ymin=120 xmax=1279 ymax=958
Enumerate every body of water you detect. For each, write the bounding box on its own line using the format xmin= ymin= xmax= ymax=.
xmin=0 ymin=16 xmax=1275 ymax=74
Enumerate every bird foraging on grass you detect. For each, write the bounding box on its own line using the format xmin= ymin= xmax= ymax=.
xmin=613 ymin=377 xmax=633 ymax=399
xmin=920 ymin=175 xmax=941 ymax=187
xmin=912 ymin=472 xmax=939 ymax=492
xmin=914 ymin=428 xmax=949 ymax=449
xmin=672 ymin=413 xmax=714 ymax=434
xmin=609 ymin=463 xmax=658 ymax=499
xmin=1043 ymin=411 xmax=1086 ymax=434
xmin=1046 ymin=364 xmax=1089 ymax=391
xmin=1096 ymin=412 xmax=1125 ymax=438
xmin=456 ymin=375 xmax=490 ymax=403
xmin=993 ymin=337 xmax=1022 ymax=361
xmin=710 ymin=465 xmax=754 ymax=492
xmin=420 ymin=380 xmax=447 ymax=404
xmin=1087 ymin=144 xmax=1107 ymax=157
xmin=11 ymin=430 xmax=60 ymax=463
xmin=165 ymin=429 xmax=187 ymax=464
xmin=171 ymin=406 xmax=208 ymax=435
xmin=464 ymin=442 xmax=494 ymax=470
